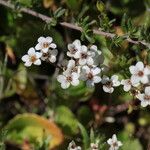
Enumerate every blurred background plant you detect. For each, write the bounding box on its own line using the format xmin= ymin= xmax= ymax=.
xmin=0 ymin=0 xmax=150 ymax=150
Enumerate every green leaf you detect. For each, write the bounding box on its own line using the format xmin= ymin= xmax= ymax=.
xmin=54 ymin=8 xmax=66 ymax=18
xmin=78 ymin=123 xmax=89 ymax=150
xmin=55 ymin=106 xmax=79 ymax=135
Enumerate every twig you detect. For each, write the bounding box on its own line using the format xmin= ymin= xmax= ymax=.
xmin=0 ymin=0 xmax=150 ymax=48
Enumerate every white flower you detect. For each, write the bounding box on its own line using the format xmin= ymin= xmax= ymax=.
xmin=65 ymin=60 xmax=81 ymax=75
xmin=57 ymin=71 xmax=79 ymax=89
xmin=107 ymin=134 xmax=122 ymax=150
xmin=121 ymin=79 xmax=139 ymax=92
xmin=90 ymin=143 xmax=98 ymax=150
xmin=67 ymin=39 xmax=81 ymax=58
xmin=129 ymin=61 xmax=150 ymax=84
xmin=41 ymin=49 xmax=58 ymax=63
xmin=22 ymin=47 xmax=42 ymax=67
xmin=68 ymin=141 xmax=81 ymax=150
xmin=80 ymin=66 xmax=101 ymax=87
xmin=35 ymin=36 xmax=56 ymax=53
xmin=89 ymin=45 xmax=103 ymax=66
xmin=74 ymin=45 xmax=94 ymax=66
xmin=102 ymin=75 xmax=120 ymax=93
xmin=137 ymin=86 xmax=150 ymax=107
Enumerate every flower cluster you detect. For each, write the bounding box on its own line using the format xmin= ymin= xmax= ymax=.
xmin=22 ymin=36 xmax=58 ymax=67
xmin=121 ymin=61 xmax=150 ymax=107
xmin=67 ymin=134 xmax=122 ymax=150
xmin=57 ymin=40 xmax=102 ymax=89
xmin=22 ymin=37 xmax=150 ymax=107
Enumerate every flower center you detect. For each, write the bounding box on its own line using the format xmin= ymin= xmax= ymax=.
xmin=105 ymin=81 xmax=113 ymax=88
xmin=81 ymin=53 xmax=87 ymax=59
xmin=144 ymin=95 xmax=150 ymax=101
xmin=70 ymin=46 xmax=77 ymax=54
xmin=66 ymin=76 xmax=72 ymax=82
xmin=30 ymin=55 xmax=37 ymax=62
xmin=42 ymin=52 xmax=49 ymax=57
xmin=138 ymin=71 xmax=144 ymax=77
xmin=87 ymin=73 xmax=93 ymax=80
xmin=112 ymin=142 xmax=118 ymax=147
xmin=43 ymin=42 xmax=50 ymax=48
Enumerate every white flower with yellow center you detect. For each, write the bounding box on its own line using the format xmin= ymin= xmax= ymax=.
xmin=67 ymin=39 xmax=81 ymax=58
xmin=121 ymin=79 xmax=139 ymax=92
xmin=22 ymin=47 xmax=42 ymax=67
xmin=57 ymin=71 xmax=79 ymax=89
xmin=107 ymin=134 xmax=122 ymax=150
xmin=68 ymin=141 xmax=81 ymax=150
xmin=137 ymin=86 xmax=150 ymax=107
xmin=102 ymin=75 xmax=120 ymax=93
xmin=41 ymin=49 xmax=58 ymax=63
xmin=129 ymin=61 xmax=150 ymax=84
xmin=35 ymin=36 xmax=56 ymax=53
xmin=74 ymin=45 xmax=94 ymax=66
xmin=80 ymin=66 xmax=101 ymax=87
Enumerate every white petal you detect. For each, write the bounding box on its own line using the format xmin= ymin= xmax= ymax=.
xmin=67 ymin=60 xmax=75 ymax=69
xmin=137 ymin=94 xmax=145 ymax=101
xmin=86 ymin=80 xmax=94 ymax=87
xmin=93 ymin=76 xmax=101 ymax=83
xmin=90 ymin=45 xmax=97 ymax=51
xmin=144 ymin=66 xmax=150 ymax=75
xmin=49 ymin=56 xmax=56 ymax=63
xmin=72 ymin=72 xmax=79 ymax=79
xmin=34 ymin=59 xmax=41 ymax=65
xmin=117 ymin=141 xmax=123 ymax=147
xmin=130 ymin=75 xmax=141 ymax=85
xmin=28 ymin=48 xmax=36 ymax=56
xmin=112 ymin=134 xmax=117 ymax=141
xmin=22 ymin=55 xmax=29 ymax=62
xmin=50 ymin=49 xmax=58 ymax=56
xmin=73 ymin=39 xmax=81 ymax=47
xmin=87 ymin=57 xmax=94 ymax=65
xmin=107 ymin=139 xmax=113 ymax=145
xmin=141 ymin=76 xmax=149 ymax=84
xmin=57 ymin=75 xmax=66 ymax=83
xmin=141 ymin=101 xmax=148 ymax=107
xmin=24 ymin=61 xmax=32 ymax=67
xmin=103 ymin=86 xmax=114 ymax=93
xmin=74 ymin=51 xmax=80 ymax=59
xmin=79 ymin=58 xmax=86 ymax=65
xmin=71 ymin=79 xmax=79 ymax=86
xmin=145 ymin=86 xmax=150 ymax=95
xmin=42 ymin=48 xmax=49 ymax=53
xmin=123 ymin=84 xmax=131 ymax=92
xmin=113 ymin=81 xmax=120 ymax=87
xmin=50 ymin=43 xmax=56 ymax=49
xmin=46 ymin=36 xmax=52 ymax=43
xmin=81 ymin=45 xmax=87 ymax=52
xmin=36 ymin=52 xmax=42 ymax=58
xmin=111 ymin=75 xmax=118 ymax=82
xmin=61 ymin=81 xmax=70 ymax=89
xmin=136 ymin=61 xmax=144 ymax=70
xmin=92 ymin=67 xmax=101 ymax=75
xmin=67 ymin=52 xmax=74 ymax=58
xmin=35 ymin=43 xmax=42 ymax=50
xmin=38 ymin=36 xmax=45 ymax=43
xmin=129 ymin=66 xmax=137 ymax=74
xmin=101 ymin=76 xmax=109 ymax=84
